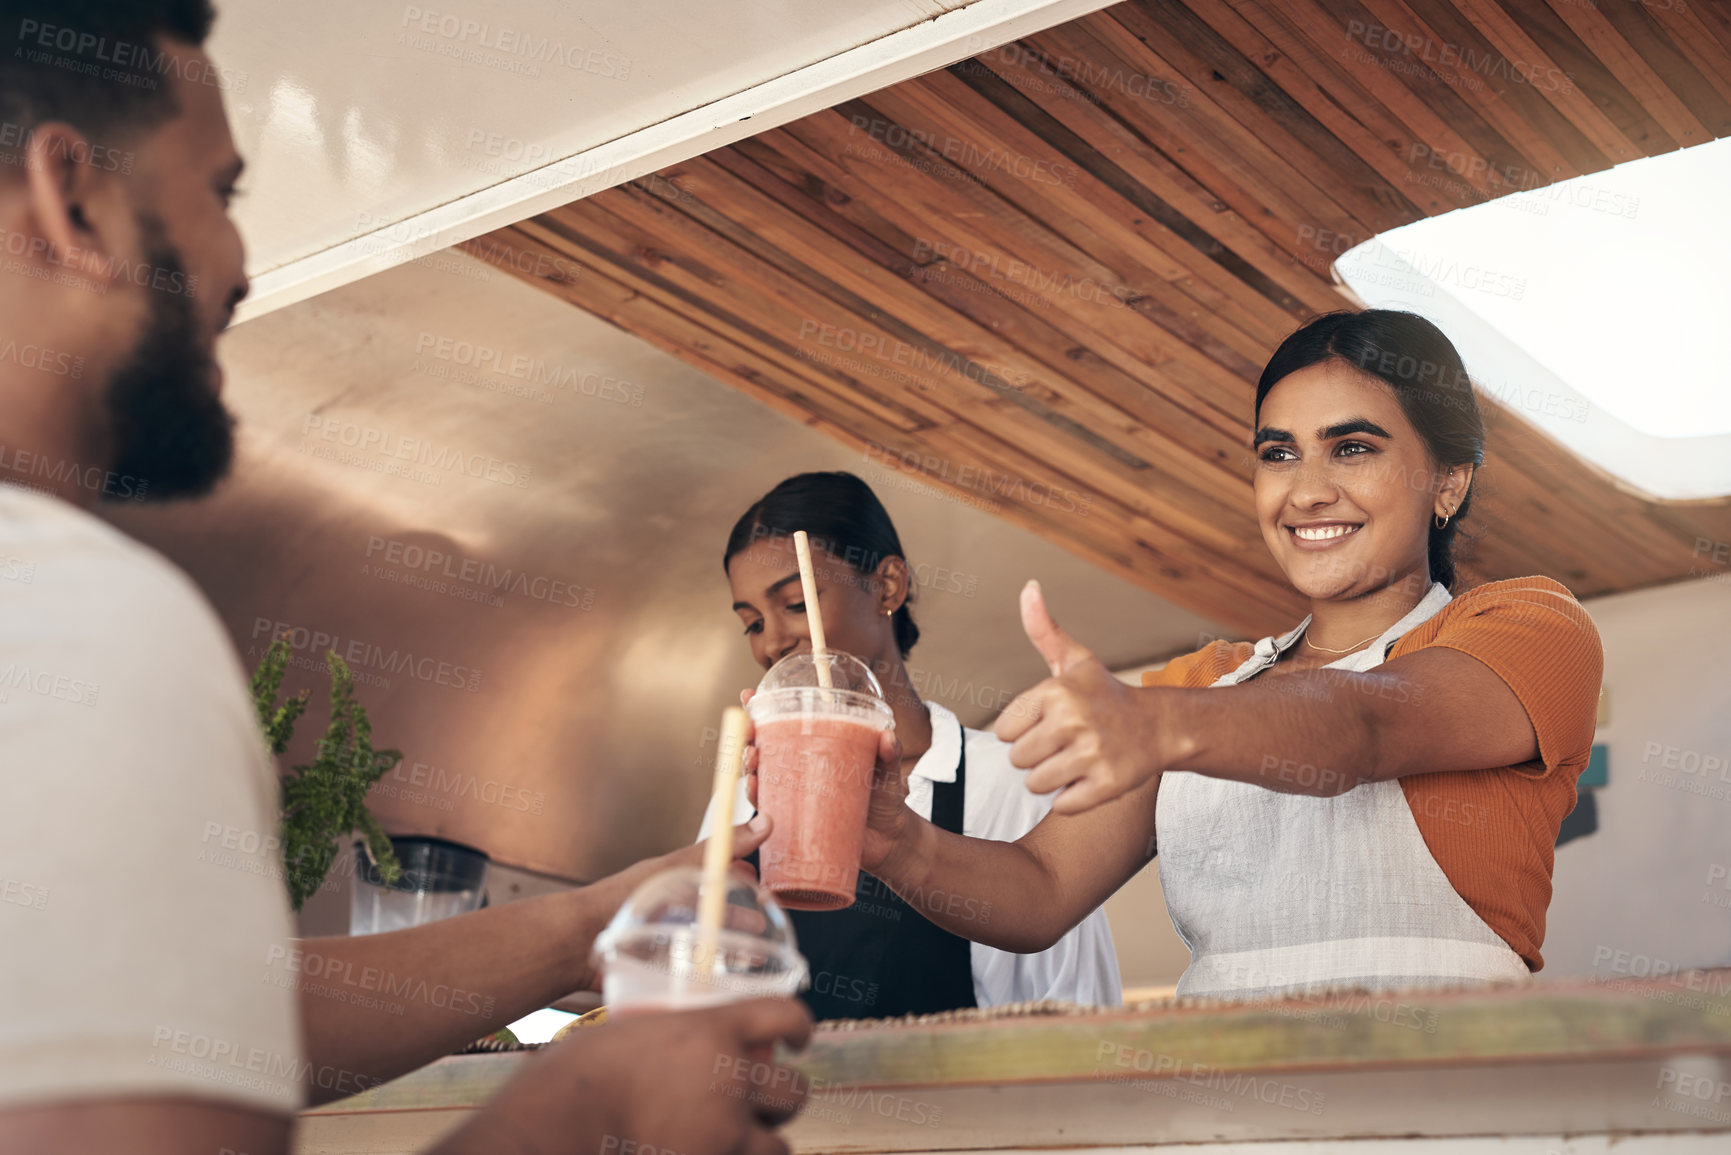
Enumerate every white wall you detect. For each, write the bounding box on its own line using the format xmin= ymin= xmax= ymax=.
xmin=1545 ymin=574 xmax=1731 ymax=978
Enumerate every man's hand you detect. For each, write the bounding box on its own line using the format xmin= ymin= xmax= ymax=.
xmin=439 ymin=998 xmax=813 ymax=1155
xmin=994 ymin=581 xmax=1168 ymax=814
xmin=566 ymin=818 xmax=773 ymax=994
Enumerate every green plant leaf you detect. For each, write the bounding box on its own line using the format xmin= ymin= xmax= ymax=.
xmin=250 ymin=641 xmax=405 ymax=911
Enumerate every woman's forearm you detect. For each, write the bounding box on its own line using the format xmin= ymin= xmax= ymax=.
xmin=1155 ymin=676 xmax=1380 ymax=796
xmin=1155 ymin=647 xmax=1537 ymax=795
xmin=869 ymin=816 xmax=1069 ymax=953
xmin=869 ymin=776 xmax=1161 ymax=954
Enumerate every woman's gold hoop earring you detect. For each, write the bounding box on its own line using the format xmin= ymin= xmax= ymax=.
xmin=1435 ymin=511 xmax=1452 ymax=529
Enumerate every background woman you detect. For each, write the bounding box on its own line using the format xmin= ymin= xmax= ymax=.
xmin=702 ymin=472 xmax=1121 ymax=1020
xmin=822 ymin=310 xmax=1603 ymax=1001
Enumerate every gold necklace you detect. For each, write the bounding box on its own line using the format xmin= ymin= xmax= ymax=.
xmin=1303 ymin=629 xmax=1383 ymax=655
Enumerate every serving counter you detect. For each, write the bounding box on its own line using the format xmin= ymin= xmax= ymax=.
xmin=296 ymin=971 xmax=1731 ymax=1154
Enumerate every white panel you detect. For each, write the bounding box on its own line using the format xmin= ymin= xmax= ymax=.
xmin=211 ymin=0 xmax=1120 ymax=320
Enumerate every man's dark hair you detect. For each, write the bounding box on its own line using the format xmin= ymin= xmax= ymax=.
xmin=0 ymin=1 xmax=216 ymax=145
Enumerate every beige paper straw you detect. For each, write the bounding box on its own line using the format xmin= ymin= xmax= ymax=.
xmin=694 ymin=706 xmax=749 ymax=972
xmin=792 ymin=530 xmax=833 ymax=690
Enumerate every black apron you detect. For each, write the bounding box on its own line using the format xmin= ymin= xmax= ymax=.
xmin=751 ymin=741 xmax=978 ymax=1021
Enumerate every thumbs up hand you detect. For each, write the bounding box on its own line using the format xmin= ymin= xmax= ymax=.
xmin=1020 ymin=576 xmax=1097 ymax=679
xmin=994 ymin=581 xmax=1168 ymax=814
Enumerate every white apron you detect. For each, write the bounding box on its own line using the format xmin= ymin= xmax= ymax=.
xmin=1155 ymin=582 xmax=1531 ymax=1000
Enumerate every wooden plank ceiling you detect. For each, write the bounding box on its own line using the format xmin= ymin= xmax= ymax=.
xmin=463 ymin=0 xmax=1731 ymax=638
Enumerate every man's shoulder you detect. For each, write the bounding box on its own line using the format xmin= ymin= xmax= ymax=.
xmin=0 ymin=487 xmax=270 ymax=817
xmin=1 ymin=486 xmax=232 ymax=665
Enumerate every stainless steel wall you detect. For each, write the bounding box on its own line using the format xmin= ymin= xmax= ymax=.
xmin=105 ymin=252 xmax=1224 ymax=883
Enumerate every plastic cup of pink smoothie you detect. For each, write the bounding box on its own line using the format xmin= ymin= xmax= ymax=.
xmin=747 ymin=651 xmax=895 ymax=912
xmin=593 ymin=866 xmax=807 ymax=1017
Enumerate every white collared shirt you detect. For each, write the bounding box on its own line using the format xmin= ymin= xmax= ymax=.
xmin=699 ymin=701 xmax=1122 ymax=1007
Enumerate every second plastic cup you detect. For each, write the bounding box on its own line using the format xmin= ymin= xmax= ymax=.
xmin=747 ymin=651 xmax=895 ymax=912
xmin=594 ymin=866 xmax=807 ymax=1017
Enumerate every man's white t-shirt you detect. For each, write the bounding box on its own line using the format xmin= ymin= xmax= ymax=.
xmin=0 ymin=483 xmax=303 ymax=1114
xmin=699 ymin=701 xmax=1122 ymax=1007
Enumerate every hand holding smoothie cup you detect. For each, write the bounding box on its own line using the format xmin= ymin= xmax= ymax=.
xmin=593 ymin=866 xmax=807 ymax=1016
xmin=595 ymin=707 xmax=809 ymax=1016
xmin=747 ymin=651 xmax=895 ymax=909
xmin=744 ymin=531 xmax=898 ymax=911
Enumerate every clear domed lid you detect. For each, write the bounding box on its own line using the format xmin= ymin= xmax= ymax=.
xmin=593 ymin=866 xmax=806 ymax=988
xmin=753 ymin=650 xmax=886 ymax=698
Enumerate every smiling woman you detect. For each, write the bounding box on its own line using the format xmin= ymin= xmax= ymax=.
xmin=1252 ymin=310 xmax=1482 ymax=605
xmin=846 ymin=309 xmax=1605 ymax=1003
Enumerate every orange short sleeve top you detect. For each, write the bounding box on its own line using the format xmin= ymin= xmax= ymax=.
xmin=1143 ymin=577 xmax=1603 ymax=970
